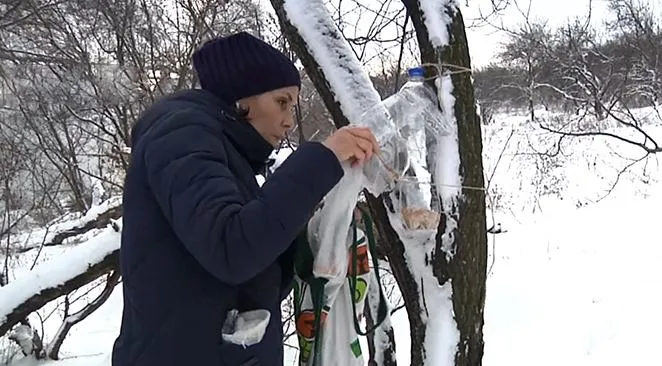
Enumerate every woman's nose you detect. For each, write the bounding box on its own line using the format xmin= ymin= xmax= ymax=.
xmin=283 ymin=114 xmax=294 ymax=129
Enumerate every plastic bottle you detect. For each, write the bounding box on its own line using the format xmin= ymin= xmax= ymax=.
xmin=357 ymin=66 xmax=448 ymax=196
xmin=384 ymin=67 xmax=435 ymax=210
xmin=383 ymin=67 xmax=437 ymax=137
xmin=358 ymin=103 xmax=409 ymax=196
xmin=407 ymin=66 xmax=425 ymax=82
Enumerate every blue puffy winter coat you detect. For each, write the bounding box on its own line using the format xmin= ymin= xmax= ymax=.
xmin=111 ymin=89 xmax=343 ymax=365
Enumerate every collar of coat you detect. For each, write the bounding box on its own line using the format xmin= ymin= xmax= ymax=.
xmin=172 ymin=89 xmax=275 ymax=174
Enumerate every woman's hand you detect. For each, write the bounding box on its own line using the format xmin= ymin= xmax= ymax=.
xmin=322 ymin=126 xmax=380 ymax=167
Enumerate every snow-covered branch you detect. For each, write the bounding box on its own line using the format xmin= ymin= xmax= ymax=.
xmin=271 ymin=0 xmax=381 ymax=129
xmin=280 ymin=0 xmax=383 ymax=123
xmin=46 ymin=269 xmax=120 ymax=360
xmin=0 ymin=222 xmax=121 ymax=337
xmin=11 ymin=196 xmax=122 ymax=254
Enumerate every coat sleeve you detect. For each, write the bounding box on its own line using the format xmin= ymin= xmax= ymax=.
xmin=142 ymin=109 xmax=344 ymax=285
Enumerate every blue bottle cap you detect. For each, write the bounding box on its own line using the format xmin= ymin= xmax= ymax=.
xmin=407 ymin=67 xmax=425 ymax=78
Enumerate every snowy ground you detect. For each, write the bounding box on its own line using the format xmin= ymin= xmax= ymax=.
xmin=4 ymin=109 xmax=662 ymax=365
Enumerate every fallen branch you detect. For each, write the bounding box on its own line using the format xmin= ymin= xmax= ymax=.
xmin=46 ymin=270 xmax=121 ymax=360
xmin=13 ymin=197 xmax=122 ymax=254
xmin=0 ymin=223 xmax=121 ymax=338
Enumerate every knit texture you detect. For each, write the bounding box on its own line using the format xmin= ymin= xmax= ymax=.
xmin=192 ymin=31 xmax=301 ymax=103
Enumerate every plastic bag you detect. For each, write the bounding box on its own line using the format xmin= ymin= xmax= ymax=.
xmin=356 ymin=72 xmax=451 ymax=199
xmin=307 ymin=163 xmax=364 ymax=281
xmin=309 ymin=70 xmax=452 ymax=279
xmin=378 ymin=73 xmax=451 ymax=230
xmin=294 ymin=228 xmax=371 ymax=366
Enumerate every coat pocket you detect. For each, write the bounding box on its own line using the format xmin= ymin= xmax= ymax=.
xmin=222 ymin=309 xmax=271 ymax=347
xmin=218 ymin=341 xmax=260 ymax=366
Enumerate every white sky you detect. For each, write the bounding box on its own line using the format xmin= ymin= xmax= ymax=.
xmin=256 ymin=0 xmax=661 ymax=69
xmin=463 ymin=0 xmax=609 ymax=67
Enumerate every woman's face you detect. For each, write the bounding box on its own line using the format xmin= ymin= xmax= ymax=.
xmin=237 ymin=86 xmax=300 ymax=147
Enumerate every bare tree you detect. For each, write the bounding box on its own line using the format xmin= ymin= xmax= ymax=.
xmin=0 ymin=0 xmax=266 ymax=216
xmin=481 ymin=0 xmax=662 ymax=158
xmin=607 ymin=0 xmax=662 ymax=104
xmin=271 ymin=0 xmax=487 ymax=364
xmin=46 ymin=270 xmax=120 ymax=360
xmin=0 ymin=1 xmax=271 ymax=361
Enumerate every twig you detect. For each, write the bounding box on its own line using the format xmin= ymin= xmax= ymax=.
xmin=46 ymin=271 xmax=120 ymax=360
xmin=594 ymin=153 xmax=649 ymax=203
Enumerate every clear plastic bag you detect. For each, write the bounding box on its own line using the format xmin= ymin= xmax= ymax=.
xmin=356 ymin=70 xmax=452 ymax=199
xmin=385 ymin=77 xmax=449 ymax=231
xmin=308 ymin=68 xmax=452 ymax=279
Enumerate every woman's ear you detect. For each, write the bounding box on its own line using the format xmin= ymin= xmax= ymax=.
xmin=235 ymin=101 xmax=250 ymax=120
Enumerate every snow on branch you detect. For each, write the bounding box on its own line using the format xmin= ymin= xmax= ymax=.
xmin=282 ymin=0 xmax=382 ymax=123
xmin=46 ymin=269 xmax=120 ymax=360
xmin=12 ymin=196 xmax=122 ymax=253
xmin=419 ymin=0 xmax=456 ymax=48
xmin=0 ymin=222 xmax=121 ymax=337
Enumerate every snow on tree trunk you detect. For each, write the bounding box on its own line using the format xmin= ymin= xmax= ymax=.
xmin=402 ymin=0 xmax=488 ymax=365
xmin=273 ymin=0 xmax=383 ymax=122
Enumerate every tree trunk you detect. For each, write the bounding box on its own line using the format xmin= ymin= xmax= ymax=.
xmin=270 ymin=0 xmax=399 ymax=363
xmin=403 ymin=2 xmax=488 ymax=365
xmin=271 ymin=1 xmax=487 ymax=365
xmin=268 ymin=2 xmax=350 ymax=130
xmin=366 ymin=194 xmax=426 ymax=365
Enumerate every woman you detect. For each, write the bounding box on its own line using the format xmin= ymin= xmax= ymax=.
xmin=111 ymin=31 xmax=379 ymax=366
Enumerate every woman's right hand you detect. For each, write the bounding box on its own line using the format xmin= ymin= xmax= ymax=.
xmin=322 ymin=126 xmax=380 ymax=167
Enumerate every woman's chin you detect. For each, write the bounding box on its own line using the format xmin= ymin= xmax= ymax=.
xmin=271 ymin=136 xmax=285 ymax=147
xmin=268 ymin=139 xmax=280 ymax=148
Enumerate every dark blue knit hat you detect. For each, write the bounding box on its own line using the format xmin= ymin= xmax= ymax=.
xmin=192 ymin=32 xmax=301 ymax=103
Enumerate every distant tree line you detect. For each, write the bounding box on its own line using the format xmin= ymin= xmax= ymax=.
xmin=473 ymin=0 xmax=661 ymax=125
